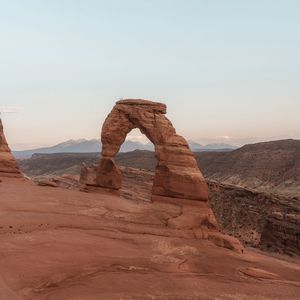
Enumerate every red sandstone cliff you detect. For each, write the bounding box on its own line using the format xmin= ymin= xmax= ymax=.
xmin=0 ymin=118 xmax=22 ymax=178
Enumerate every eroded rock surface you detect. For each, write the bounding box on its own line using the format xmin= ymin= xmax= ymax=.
xmin=208 ymin=181 xmax=300 ymax=255
xmin=77 ymin=99 xmax=243 ymax=253
xmin=88 ymin=99 xmax=208 ymax=201
xmin=0 ymin=178 xmax=300 ymax=300
xmin=0 ymin=118 xmax=22 ymax=178
xmin=19 ymin=151 xmax=300 ymax=256
xmin=119 ymin=168 xmax=300 ymax=256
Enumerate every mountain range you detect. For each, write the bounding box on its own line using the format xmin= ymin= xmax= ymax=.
xmin=13 ymin=139 xmax=236 ymax=159
xmin=18 ymin=139 xmax=300 ymax=198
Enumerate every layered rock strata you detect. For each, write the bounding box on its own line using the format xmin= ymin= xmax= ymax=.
xmin=208 ymin=181 xmax=300 ymax=255
xmin=82 ymin=165 xmax=245 ymax=253
xmin=80 ymin=100 xmax=244 ymax=252
xmin=0 ymin=118 xmax=22 ymax=178
xmin=84 ymin=99 xmax=208 ymax=201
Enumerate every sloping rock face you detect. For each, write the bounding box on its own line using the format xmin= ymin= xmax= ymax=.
xmin=0 ymin=118 xmax=22 ymax=178
xmin=92 ymin=99 xmax=208 ymax=201
xmin=208 ymin=181 xmax=300 ymax=256
xmin=19 ymin=151 xmax=299 ymax=255
xmin=1 ymin=178 xmax=300 ymax=299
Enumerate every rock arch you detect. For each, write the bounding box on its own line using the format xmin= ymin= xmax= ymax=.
xmin=95 ymin=99 xmax=208 ymax=201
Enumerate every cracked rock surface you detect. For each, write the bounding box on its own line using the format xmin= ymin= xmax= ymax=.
xmin=0 ymin=177 xmax=300 ymax=300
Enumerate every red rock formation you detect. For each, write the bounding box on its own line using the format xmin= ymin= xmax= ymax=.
xmin=79 ymin=100 xmax=243 ymax=253
xmin=0 ymin=118 xmax=22 ymax=178
xmin=1 ymin=177 xmax=299 ymax=299
xmin=208 ymin=180 xmax=300 ymax=255
xmin=93 ymin=99 xmax=208 ymax=201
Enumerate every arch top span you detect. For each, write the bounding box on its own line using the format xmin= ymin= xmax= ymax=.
xmin=116 ymin=99 xmax=167 ymax=114
xmin=88 ymin=99 xmax=208 ymax=201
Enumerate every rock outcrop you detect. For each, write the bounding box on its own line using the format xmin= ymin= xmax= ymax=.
xmin=0 ymin=118 xmax=22 ymax=178
xmin=79 ymin=100 xmax=244 ymax=253
xmin=84 ymin=99 xmax=208 ymax=201
xmin=1 ymin=177 xmax=300 ymax=299
xmin=19 ymin=150 xmax=299 ymax=255
xmin=208 ymin=181 xmax=300 ymax=255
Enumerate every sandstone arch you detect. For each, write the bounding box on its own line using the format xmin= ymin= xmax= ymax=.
xmin=95 ymin=99 xmax=208 ymax=201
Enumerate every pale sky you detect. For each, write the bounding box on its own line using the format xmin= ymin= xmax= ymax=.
xmin=1 ymin=0 xmax=299 ymax=150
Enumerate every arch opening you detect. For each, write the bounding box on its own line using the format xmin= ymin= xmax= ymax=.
xmin=94 ymin=99 xmax=209 ymax=201
xmin=118 ymin=128 xmax=156 ymax=202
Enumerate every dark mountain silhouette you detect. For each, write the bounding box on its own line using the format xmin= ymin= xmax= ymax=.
xmin=18 ymin=139 xmax=300 ymax=197
xmin=13 ymin=139 xmax=235 ymax=159
xmin=13 ymin=139 xmax=154 ymax=159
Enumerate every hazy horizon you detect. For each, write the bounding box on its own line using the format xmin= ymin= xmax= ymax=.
xmin=5 ymin=125 xmax=300 ymax=151
xmin=1 ymin=1 xmax=300 ymax=150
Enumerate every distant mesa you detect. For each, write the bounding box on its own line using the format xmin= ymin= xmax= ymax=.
xmin=196 ymin=138 xmax=300 ymax=197
xmin=0 ymin=118 xmax=22 ymax=178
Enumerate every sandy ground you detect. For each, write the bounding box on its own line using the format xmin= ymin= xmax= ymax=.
xmin=0 ymin=178 xmax=299 ymax=300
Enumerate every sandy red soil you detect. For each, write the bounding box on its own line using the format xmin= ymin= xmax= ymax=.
xmin=0 ymin=178 xmax=299 ymax=300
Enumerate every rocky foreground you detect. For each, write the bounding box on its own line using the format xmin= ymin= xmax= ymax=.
xmin=17 ymin=151 xmax=300 ymax=258
xmin=121 ymin=168 xmax=300 ymax=256
xmin=1 ymin=177 xmax=300 ymax=300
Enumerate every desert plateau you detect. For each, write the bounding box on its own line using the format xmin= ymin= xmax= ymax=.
xmin=1 ymin=100 xmax=300 ymax=300
xmin=1 ymin=2 xmax=300 ymax=299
